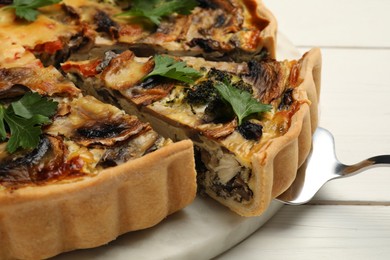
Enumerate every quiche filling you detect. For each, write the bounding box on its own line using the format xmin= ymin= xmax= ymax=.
xmin=0 ymin=80 xmax=171 ymax=189
xmin=61 ymin=49 xmax=307 ymax=205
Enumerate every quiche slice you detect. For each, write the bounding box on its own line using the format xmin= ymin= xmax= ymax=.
xmin=62 ymin=48 xmax=321 ymax=216
xmin=0 ymin=65 xmax=196 ymax=259
xmin=54 ymin=0 xmax=277 ymax=61
xmin=0 ymin=0 xmax=276 ymax=64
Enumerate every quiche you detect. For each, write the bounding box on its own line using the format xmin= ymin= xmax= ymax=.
xmin=0 ymin=0 xmax=324 ymax=259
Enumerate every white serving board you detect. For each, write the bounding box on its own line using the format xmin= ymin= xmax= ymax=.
xmin=53 ymin=34 xmax=299 ymax=260
xmin=55 ymin=198 xmax=283 ymax=260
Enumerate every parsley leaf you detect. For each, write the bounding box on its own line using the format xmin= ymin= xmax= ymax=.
xmin=0 ymin=92 xmax=58 ymax=153
xmin=144 ymin=55 xmax=203 ymax=84
xmin=4 ymin=112 xmax=46 ymax=153
xmin=117 ymin=0 xmax=198 ymax=25
xmin=214 ymin=81 xmax=272 ymax=125
xmin=12 ymin=92 xmax=58 ymax=118
xmin=4 ymin=0 xmax=62 ymax=22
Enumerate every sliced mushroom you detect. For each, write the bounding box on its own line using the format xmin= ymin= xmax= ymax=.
xmin=0 ymin=135 xmax=66 ymax=186
xmin=101 ymin=50 xmax=154 ymax=91
xmin=0 ymin=84 xmax=30 ymax=101
xmin=0 ymin=67 xmax=81 ymax=97
xmin=47 ymin=95 xmax=151 ymax=147
xmin=97 ymin=130 xmax=162 ymax=168
xmin=243 ymin=60 xmax=287 ymax=104
xmin=199 ymin=120 xmax=237 ymax=140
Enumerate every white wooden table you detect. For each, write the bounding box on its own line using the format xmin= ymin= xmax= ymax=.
xmin=217 ymin=0 xmax=390 ymax=259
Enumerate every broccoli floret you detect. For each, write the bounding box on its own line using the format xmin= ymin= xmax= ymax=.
xmin=185 ymin=80 xmax=218 ymax=105
xmin=207 ymin=68 xmax=232 ymax=82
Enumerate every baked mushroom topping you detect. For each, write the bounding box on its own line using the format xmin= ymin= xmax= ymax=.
xmin=0 ymin=135 xmax=69 ymax=187
xmin=0 ymin=67 xmax=81 ymax=97
xmin=47 ymin=95 xmax=151 ymax=147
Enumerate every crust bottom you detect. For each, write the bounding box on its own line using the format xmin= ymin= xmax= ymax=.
xmin=0 ymin=140 xmax=196 ymax=260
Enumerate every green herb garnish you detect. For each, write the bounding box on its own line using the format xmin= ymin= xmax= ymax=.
xmin=117 ymin=0 xmax=198 ymax=25
xmin=214 ymin=81 xmax=272 ymax=125
xmin=4 ymin=0 xmax=62 ymax=22
xmin=144 ymin=55 xmax=203 ymax=84
xmin=0 ymin=92 xmax=58 ymax=153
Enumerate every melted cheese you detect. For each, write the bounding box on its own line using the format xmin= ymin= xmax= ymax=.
xmin=0 ymin=9 xmax=78 ymax=49
xmin=65 ymin=140 xmax=104 ymax=174
xmin=0 ymin=36 xmax=39 ymax=68
xmin=63 ymin=0 xmax=121 ymax=22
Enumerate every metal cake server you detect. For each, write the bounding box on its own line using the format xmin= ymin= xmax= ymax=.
xmin=277 ymin=127 xmax=390 ymax=205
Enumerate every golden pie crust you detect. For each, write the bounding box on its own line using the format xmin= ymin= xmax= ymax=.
xmin=0 ymin=140 xmax=196 ymax=260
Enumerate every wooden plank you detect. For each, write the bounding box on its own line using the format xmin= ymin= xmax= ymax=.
xmin=295 ymin=47 xmax=390 ymax=203
xmin=313 ymin=47 xmax=390 ymax=159
xmin=216 ymin=205 xmax=390 ymax=259
xmin=263 ymin=0 xmax=390 ymax=48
